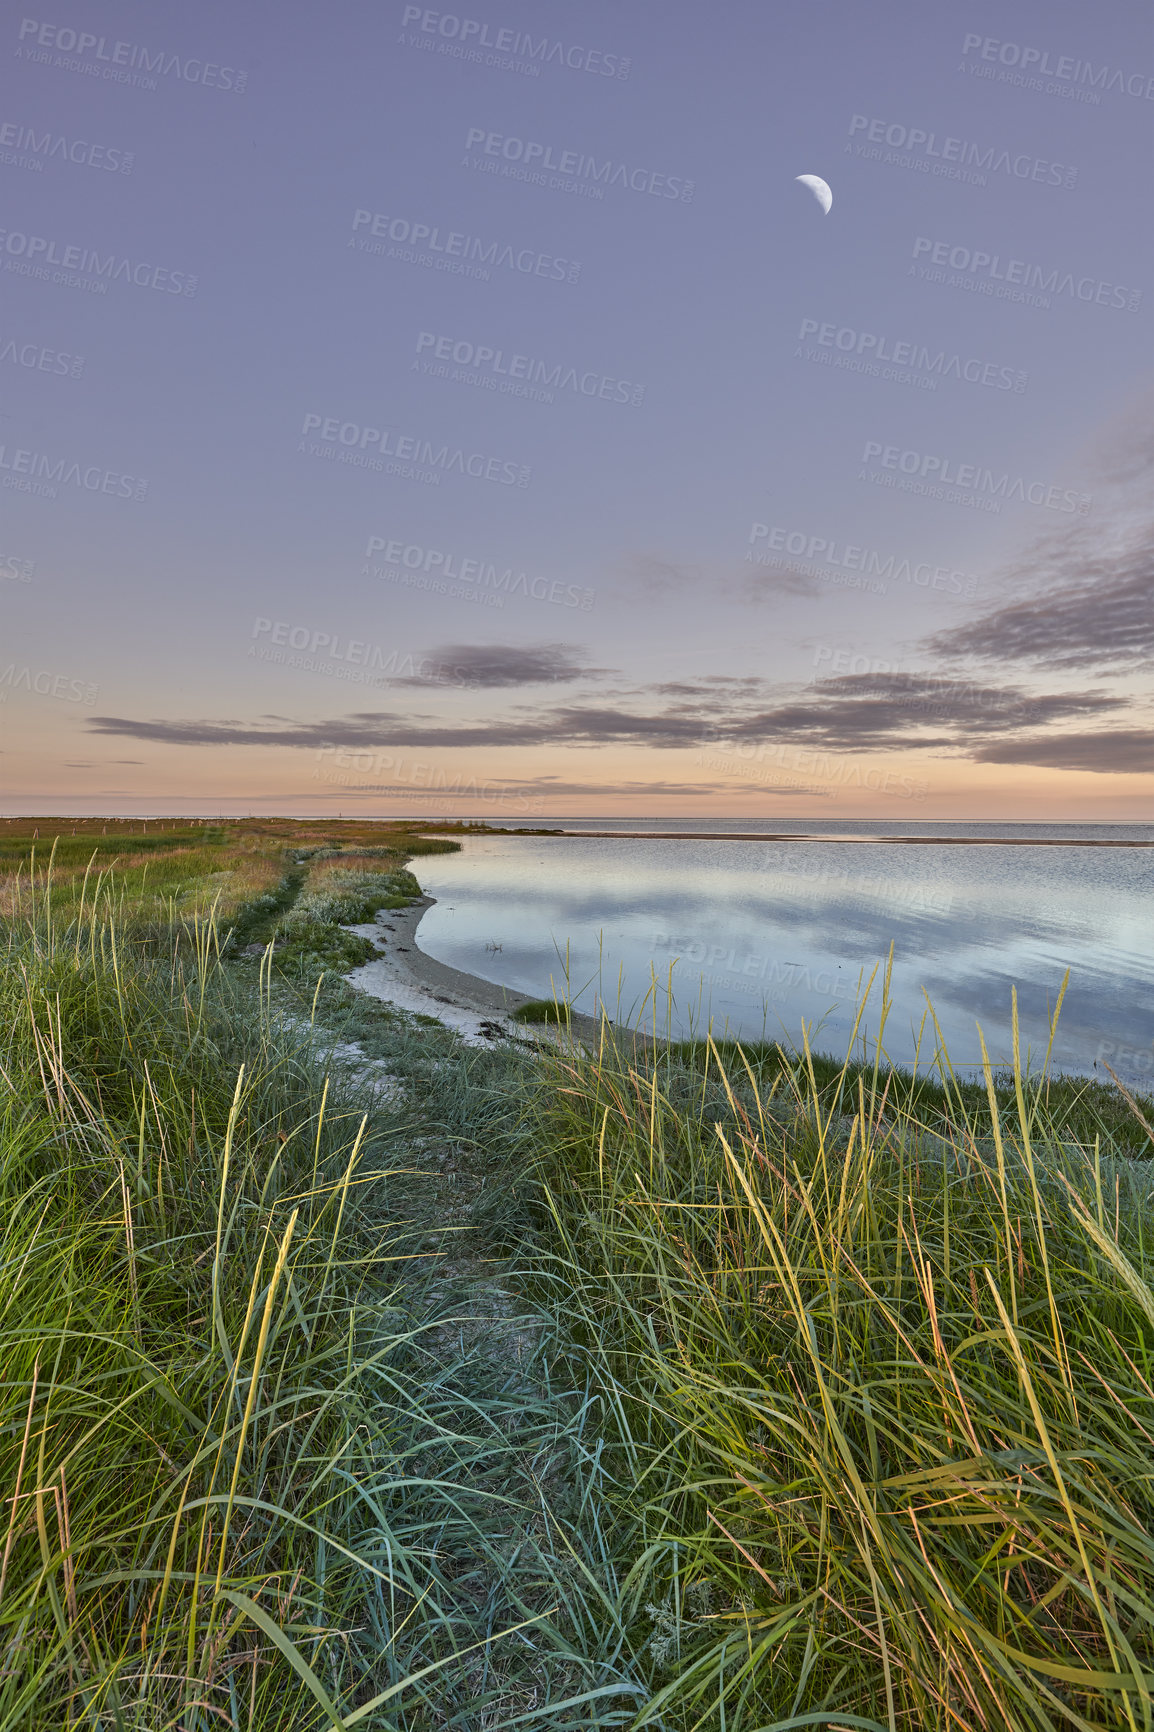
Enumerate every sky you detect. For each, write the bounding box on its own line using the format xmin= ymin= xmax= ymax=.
xmin=2 ymin=0 xmax=1152 ymax=820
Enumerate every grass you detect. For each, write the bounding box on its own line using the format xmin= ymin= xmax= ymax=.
xmin=257 ymin=857 xmax=424 ymax=977
xmin=0 ymin=881 xmax=410 ymax=1726
xmin=4 ymin=820 xmax=1154 ymax=1729
xmin=661 ymin=1035 xmax=1154 ymax=1161
xmin=512 ymin=1002 xmax=572 ymax=1027
xmin=0 ymin=832 xmax=651 ymax=1727
xmin=527 ymin=967 xmax=1154 ymax=1729
xmin=221 ymin=840 xmax=458 ymax=977
xmin=0 ymin=824 xmax=287 ymax=939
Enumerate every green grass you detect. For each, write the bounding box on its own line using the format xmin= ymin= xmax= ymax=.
xmin=243 ymin=857 xmax=428 ymax=978
xmin=6 ymin=822 xmax=1154 ymax=1729
xmin=526 ymin=971 xmax=1154 ymax=1729
xmin=0 ymin=828 xmax=288 ymax=942
xmin=663 ymin=1035 xmax=1154 ymax=1161
xmin=0 ymin=840 xmax=650 ymax=1728
xmin=512 ymin=1000 xmax=572 ymax=1026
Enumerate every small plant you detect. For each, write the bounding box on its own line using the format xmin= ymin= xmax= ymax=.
xmin=512 ymin=998 xmax=570 ymax=1024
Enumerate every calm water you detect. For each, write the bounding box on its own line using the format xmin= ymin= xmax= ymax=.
xmin=411 ymin=825 xmax=1154 ymax=1086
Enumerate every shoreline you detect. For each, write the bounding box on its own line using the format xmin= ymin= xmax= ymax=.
xmin=345 ymin=894 xmax=605 ymax=1047
xmin=342 ymin=892 xmax=1152 ymax=1096
xmin=543 ymin=831 xmax=1154 ymax=847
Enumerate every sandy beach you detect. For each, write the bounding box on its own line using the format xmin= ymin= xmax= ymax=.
xmin=345 ymin=895 xmax=604 ymax=1047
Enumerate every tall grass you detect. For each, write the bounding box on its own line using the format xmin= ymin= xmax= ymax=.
xmin=12 ymin=824 xmax=1154 ymax=1729
xmin=0 ymin=834 xmax=287 ymax=935
xmin=530 ymin=976 xmax=1154 ymax=1729
xmin=0 ymin=857 xmax=644 ymax=1728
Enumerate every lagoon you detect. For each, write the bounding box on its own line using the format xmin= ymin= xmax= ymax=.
xmin=409 ymin=822 xmax=1154 ymax=1086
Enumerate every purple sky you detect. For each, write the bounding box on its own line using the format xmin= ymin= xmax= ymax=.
xmin=3 ymin=0 xmax=1152 ymax=818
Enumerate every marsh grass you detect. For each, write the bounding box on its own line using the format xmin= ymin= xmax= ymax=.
xmin=247 ymin=856 xmax=428 ymax=979
xmin=0 ymin=832 xmax=287 ymax=939
xmin=529 ymin=968 xmax=1154 ymax=1729
xmin=0 ymin=851 xmax=647 ymax=1728
xmin=8 ymin=824 xmax=1154 ymax=1730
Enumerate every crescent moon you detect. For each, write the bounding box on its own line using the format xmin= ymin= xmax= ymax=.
xmin=795 ymin=174 xmax=833 ymax=215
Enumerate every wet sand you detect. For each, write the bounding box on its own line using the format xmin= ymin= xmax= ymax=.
xmin=345 ymin=895 xmax=603 ymax=1047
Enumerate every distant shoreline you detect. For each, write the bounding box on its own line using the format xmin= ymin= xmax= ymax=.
xmin=541 ymin=831 xmax=1154 ymax=847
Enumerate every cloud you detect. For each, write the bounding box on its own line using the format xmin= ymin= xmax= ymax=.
xmin=469 ymin=777 xmax=829 ymax=797
xmin=538 ymin=707 xmax=729 ymax=747
xmin=927 ymin=386 xmax=1154 ymax=674
xmin=619 ymin=552 xmax=700 ymax=595
xmin=721 ymin=673 xmax=1125 ymax=754
xmin=88 ymin=714 xmax=323 ymax=747
xmin=653 ymin=675 xmax=764 ymax=701
xmin=1091 ymin=386 xmax=1154 ymax=490
xmin=87 ymin=672 xmax=1135 ymax=769
xmin=925 ymin=526 xmax=1154 ymax=672
xmin=394 ymin=641 xmax=607 ymax=687
xmin=87 ymin=705 xmax=726 ymax=750
xmin=970 ymin=730 xmax=1154 ymax=774
xmin=739 ymin=563 xmax=822 ymax=601
xmin=311 ymin=777 xmax=830 ymax=800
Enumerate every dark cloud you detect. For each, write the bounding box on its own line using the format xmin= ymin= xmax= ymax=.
xmin=512 ymin=676 xmax=1100 ymax=754
xmin=971 ymin=731 xmax=1154 ymax=774
xmin=722 ymin=673 xmax=1124 ymax=754
xmin=653 ymin=675 xmax=765 ymax=701
xmin=86 ymin=708 xmax=704 ymax=750
xmin=87 ymin=672 xmax=1136 ymax=770
xmin=88 ymin=714 xmax=335 ymax=747
xmin=394 ymin=641 xmax=607 ymax=688
xmin=926 ymin=525 xmax=1153 ymax=672
xmin=927 ymin=386 xmax=1154 ymax=674
xmin=540 ymin=707 xmax=727 ymax=747
xmin=87 ymin=705 xmax=739 ymax=751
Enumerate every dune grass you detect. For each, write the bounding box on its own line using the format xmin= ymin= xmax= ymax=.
xmin=527 ymin=968 xmax=1154 ymax=1729
xmin=221 ymin=840 xmax=461 ymax=977
xmin=0 ymin=842 xmax=649 ymax=1728
xmin=6 ymin=821 xmax=1154 ymax=1729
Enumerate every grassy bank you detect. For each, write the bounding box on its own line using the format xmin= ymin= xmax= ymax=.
xmin=0 ymin=827 xmax=648 ymax=1728
xmin=528 ymin=999 xmax=1154 ymax=1729
xmin=3 ymin=820 xmax=1152 ymax=1729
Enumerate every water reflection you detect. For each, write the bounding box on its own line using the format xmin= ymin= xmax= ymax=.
xmin=411 ymin=835 xmax=1154 ymax=1086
